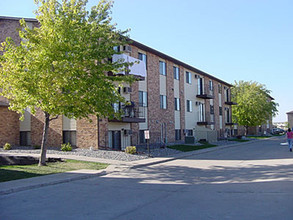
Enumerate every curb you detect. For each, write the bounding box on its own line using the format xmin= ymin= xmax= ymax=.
xmin=0 ymin=138 xmax=271 ymax=195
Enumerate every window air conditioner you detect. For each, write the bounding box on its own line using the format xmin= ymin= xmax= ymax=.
xmin=123 ymin=87 xmax=132 ymax=93
xmin=124 ymin=129 xmax=133 ymax=135
xmin=123 ymin=45 xmax=132 ymax=53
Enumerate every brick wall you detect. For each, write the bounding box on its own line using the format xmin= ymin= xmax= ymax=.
xmin=0 ymin=107 xmax=19 ymax=146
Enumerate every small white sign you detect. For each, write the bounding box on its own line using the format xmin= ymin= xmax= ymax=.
xmin=144 ymin=130 xmax=150 ymax=139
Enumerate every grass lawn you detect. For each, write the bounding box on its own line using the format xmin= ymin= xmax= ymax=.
xmin=167 ymin=142 xmax=217 ymax=152
xmin=246 ymin=136 xmax=272 ymax=139
xmin=0 ymin=159 xmax=108 ymax=182
xmin=228 ymin=138 xmax=249 ymax=142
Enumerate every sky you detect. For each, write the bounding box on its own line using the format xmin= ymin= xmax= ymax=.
xmin=0 ymin=0 xmax=292 ymax=122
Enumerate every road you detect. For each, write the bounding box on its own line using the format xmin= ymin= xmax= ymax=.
xmin=1 ymin=136 xmax=293 ymax=220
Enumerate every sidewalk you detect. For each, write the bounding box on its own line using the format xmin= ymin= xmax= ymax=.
xmin=0 ymin=138 xmax=264 ymax=195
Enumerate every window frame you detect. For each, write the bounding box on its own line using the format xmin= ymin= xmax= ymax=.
xmin=186 ymin=71 xmax=191 ymax=84
xmin=186 ymin=100 xmax=192 ymax=112
xmin=159 ymin=61 xmax=166 ymax=76
xmin=173 ymin=66 xmax=179 ymax=80
xmin=174 ymin=98 xmax=180 ymax=111
xmin=160 ymin=95 xmax=167 ymax=109
xmin=139 ymin=91 xmax=148 ymax=107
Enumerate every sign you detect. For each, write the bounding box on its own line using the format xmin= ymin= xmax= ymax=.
xmin=144 ymin=130 xmax=150 ymax=139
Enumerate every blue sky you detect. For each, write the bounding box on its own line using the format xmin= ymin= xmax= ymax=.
xmin=1 ymin=0 xmax=292 ymax=122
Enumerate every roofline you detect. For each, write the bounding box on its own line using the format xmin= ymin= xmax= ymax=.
xmin=0 ymin=16 xmax=37 ymax=22
xmin=286 ymin=111 xmax=293 ymax=114
xmin=130 ymin=39 xmax=232 ymax=87
xmin=0 ymin=16 xmax=232 ymax=87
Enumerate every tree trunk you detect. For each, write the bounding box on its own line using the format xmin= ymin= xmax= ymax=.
xmin=39 ymin=111 xmax=50 ymax=166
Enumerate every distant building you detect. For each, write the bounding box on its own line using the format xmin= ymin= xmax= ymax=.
xmin=287 ymin=111 xmax=293 ymax=129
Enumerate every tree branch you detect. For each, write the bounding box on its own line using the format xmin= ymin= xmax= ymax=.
xmin=49 ymin=115 xmax=59 ymax=121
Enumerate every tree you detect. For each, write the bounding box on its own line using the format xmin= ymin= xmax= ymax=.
xmin=0 ymin=0 xmax=133 ymax=165
xmin=231 ymin=80 xmax=278 ymax=135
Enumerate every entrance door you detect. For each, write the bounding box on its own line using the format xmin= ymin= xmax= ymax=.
xmin=109 ymin=131 xmax=121 ymax=150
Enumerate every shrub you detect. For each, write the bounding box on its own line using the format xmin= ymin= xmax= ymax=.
xmin=3 ymin=143 xmax=11 ymax=150
xmin=61 ymin=143 xmax=72 ymax=152
xmin=33 ymin=145 xmax=41 ymax=149
xmin=125 ymin=146 xmax=136 ymax=154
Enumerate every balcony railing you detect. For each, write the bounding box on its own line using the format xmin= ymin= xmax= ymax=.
xmin=197 ymin=112 xmax=215 ymax=126
xmin=112 ymin=54 xmax=146 ymax=79
xmin=196 ymin=86 xmax=214 ymax=99
xmin=109 ymin=102 xmax=146 ymax=123
xmin=225 ymin=98 xmax=237 ymax=105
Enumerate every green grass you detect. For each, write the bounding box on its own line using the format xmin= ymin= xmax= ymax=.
xmin=246 ymin=136 xmax=271 ymax=139
xmin=228 ymin=138 xmax=249 ymax=142
xmin=0 ymin=159 xmax=108 ymax=182
xmin=167 ymin=142 xmax=217 ymax=152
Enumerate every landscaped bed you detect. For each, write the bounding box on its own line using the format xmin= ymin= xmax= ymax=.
xmin=0 ymin=159 xmax=108 ymax=182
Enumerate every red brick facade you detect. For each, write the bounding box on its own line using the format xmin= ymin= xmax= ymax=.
xmin=0 ymin=16 xmax=238 ymax=148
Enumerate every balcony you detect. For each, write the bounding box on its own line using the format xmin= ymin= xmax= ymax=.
xmin=225 ymin=99 xmax=237 ymax=105
xmin=197 ymin=113 xmax=215 ymax=126
xmin=225 ymin=122 xmax=237 ymax=126
xmin=112 ymin=54 xmax=146 ymax=79
xmin=109 ymin=102 xmax=146 ymax=123
xmin=196 ymin=87 xmax=214 ymax=99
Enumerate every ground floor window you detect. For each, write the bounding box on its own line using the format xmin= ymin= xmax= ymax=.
xmin=63 ymin=131 xmax=76 ymax=146
xmin=175 ymin=129 xmax=181 ymax=140
xmin=20 ymin=131 xmax=31 ymax=146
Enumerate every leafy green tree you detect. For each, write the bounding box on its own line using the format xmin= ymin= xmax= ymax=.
xmin=0 ymin=0 xmax=133 ymax=165
xmin=231 ymin=81 xmax=278 ymax=135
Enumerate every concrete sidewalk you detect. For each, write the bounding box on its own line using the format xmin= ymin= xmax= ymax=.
xmin=0 ymin=138 xmax=264 ymax=195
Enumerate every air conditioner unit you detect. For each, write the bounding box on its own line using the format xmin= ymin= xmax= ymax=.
xmin=195 ymin=101 xmax=200 ymax=106
xmin=123 ymin=45 xmax=132 ymax=53
xmin=194 ymin=74 xmax=200 ymax=79
xmin=123 ymin=87 xmax=132 ymax=93
xmin=124 ymin=129 xmax=133 ymax=136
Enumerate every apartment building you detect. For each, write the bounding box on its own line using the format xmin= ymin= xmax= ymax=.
xmin=0 ymin=16 xmax=236 ymax=149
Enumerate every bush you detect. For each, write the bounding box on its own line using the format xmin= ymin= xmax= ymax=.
xmin=3 ymin=143 xmax=11 ymax=150
xmin=125 ymin=146 xmax=136 ymax=154
xmin=33 ymin=145 xmax=41 ymax=149
xmin=61 ymin=143 xmax=72 ymax=152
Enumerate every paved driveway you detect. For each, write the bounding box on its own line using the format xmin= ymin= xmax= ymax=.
xmin=1 ymin=136 xmax=293 ymax=220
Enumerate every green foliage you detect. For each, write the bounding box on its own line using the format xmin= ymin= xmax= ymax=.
xmin=3 ymin=143 xmax=11 ymax=150
xmin=0 ymin=0 xmax=133 ymax=120
xmin=61 ymin=143 xmax=73 ymax=151
xmin=125 ymin=146 xmax=136 ymax=154
xmin=231 ymin=81 xmax=278 ymax=131
xmin=0 ymin=0 xmax=133 ymax=165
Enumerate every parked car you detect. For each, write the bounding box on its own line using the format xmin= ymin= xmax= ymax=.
xmin=271 ymin=128 xmax=285 ymax=135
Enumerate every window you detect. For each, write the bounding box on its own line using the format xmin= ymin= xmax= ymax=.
xmin=209 ymin=80 xmax=213 ymax=91
xmin=63 ymin=131 xmax=76 ymax=146
xmin=139 ymin=130 xmax=146 ymax=144
xmin=218 ymin=84 xmax=222 ymax=93
xmin=159 ymin=61 xmax=166 ymax=75
xmin=174 ymin=98 xmax=180 ymax=111
xmin=187 ymin=129 xmax=193 ymax=136
xmin=138 ymin=52 xmax=147 ymax=68
xmin=210 ymin=105 xmax=214 ymax=114
xmin=187 ymin=100 xmax=192 ymax=112
xmin=186 ymin=71 xmax=191 ymax=84
xmin=173 ymin=66 xmax=179 ymax=80
xmin=199 ymin=103 xmax=205 ymax=122
xmin=139 ymin=91 xmax=147 ymax=107
xmin=113 ymin=46 xmax=120 ymax=52
xmin=160 ymin=95 xmax=167 ymax=109
xmin=175 ymin=129 xmax=181 ymax=140
xmin=219 ymin=106 xmax=223 ymax=116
